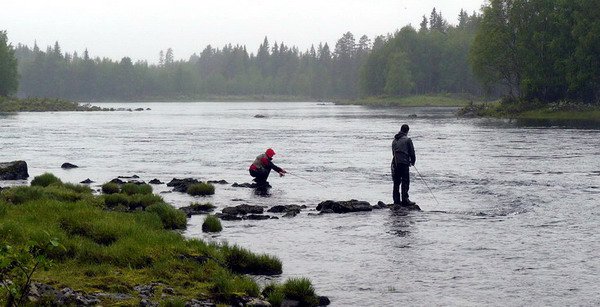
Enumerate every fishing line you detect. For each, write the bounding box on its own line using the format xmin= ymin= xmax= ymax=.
xmin=286 ymin=172 xmax=329 ymax=188
xmin=413 ymin=165 xmax=440 ymax=206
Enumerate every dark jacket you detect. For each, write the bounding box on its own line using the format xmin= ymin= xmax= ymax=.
xmin=392 ymin=132 xmax=416 ymax=166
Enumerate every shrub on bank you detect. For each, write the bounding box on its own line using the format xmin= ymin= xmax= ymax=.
xmin=202 ymin=215 xmax=222 ymax=233
xmin=103 ymin=193 xmax=130 ymax=209
xmin=101 ymin=182 xmax=120 ymax=194
xmin=263 ymin=278 xmax=319 ymax=307
xmin=187 ymin=183 xmax=215 ymax=196
xmin=146 ymin=203 xmax=187 ymax=230
xmin=31 ymin=173 xmax=62 ymax=187
xmin=222 ymin=244 xmax=282 ymax=275
xmin=62 ymin=182 xmax=93 ymax=194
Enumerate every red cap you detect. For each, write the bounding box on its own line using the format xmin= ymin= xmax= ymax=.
xmin=265 ymin=148 xmax=275 ymax=158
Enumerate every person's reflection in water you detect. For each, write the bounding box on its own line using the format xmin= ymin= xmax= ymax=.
xmin=388 ymin=207 xmax=414 ymax=237
xmin=254 ymin=185 xmax=271 ymax=197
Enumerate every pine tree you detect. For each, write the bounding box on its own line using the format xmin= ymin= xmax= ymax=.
xmin=0 ymin=30 xmax=19 ymax=96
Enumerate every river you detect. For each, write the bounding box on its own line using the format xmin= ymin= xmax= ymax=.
xmin=1 ymin=102 xmax=598 ymax=306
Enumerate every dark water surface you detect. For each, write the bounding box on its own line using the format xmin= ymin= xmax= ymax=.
xmin=1 ymin=102 xmax=598 ymax=306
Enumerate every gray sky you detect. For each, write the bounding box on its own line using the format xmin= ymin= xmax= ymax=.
xmin=2 ymin=0 xmax=485 ymax=63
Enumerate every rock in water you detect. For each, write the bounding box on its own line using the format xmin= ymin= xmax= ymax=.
xmin=316 ymin=200 xmax=373 ymax=213
xmin=376 ymin=201 xmax=421 ymax=211
xmin=0 ymin=161 xmax=29 ymax=180
xmin=61 ymin=162 xmax=78 ymax=169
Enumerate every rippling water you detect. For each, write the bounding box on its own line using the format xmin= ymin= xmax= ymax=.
xmin=1 ymin=102 xmax=598 ymax=306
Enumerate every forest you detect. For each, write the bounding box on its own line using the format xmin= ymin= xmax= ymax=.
xmin=1 ymin=1 xmax=599 ymax=106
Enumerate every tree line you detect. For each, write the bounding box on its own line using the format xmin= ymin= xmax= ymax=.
xmin=11 ymin=34 xmax=371 ymax=101
xmin=470 ymin=0 xmax=600 ymax=105
xmin=2 ymin=3 xmax=599 ymax=105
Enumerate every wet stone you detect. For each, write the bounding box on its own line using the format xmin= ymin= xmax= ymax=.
xmin=61 ymin=162 xmax=78 ymax=169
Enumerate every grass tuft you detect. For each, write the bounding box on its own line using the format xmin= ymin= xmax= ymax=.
xmin=31 ymin=173 xmax=62 ymax=187
xmin=222 ymin=244 xmax=282 ymax=275
xmin=187 ymin=183 xmax=215 ymax=196
xmin=146 ymin=203 xmax=187 ymax=230
xmin=101 ymin=182 xmax=120 ymax=194
xmin=201 ymin=215 xmax=222 ymax=233
xmin=282 ymin=277 xmax=318 ymax=306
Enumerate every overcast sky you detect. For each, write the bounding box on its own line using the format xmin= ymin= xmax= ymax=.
xmin=2 ymin=0 xmax=486 ymax=63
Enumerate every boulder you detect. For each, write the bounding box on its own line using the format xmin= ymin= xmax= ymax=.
xmin=149 ymin=178 xmax=163 ymax=184
xmin=110 ymin=178 xmax=125 ymax=184
xmin=222 ymin=204 xmax=264 ymax=215
xmin=167 ymin=178 xmax=200 ymax=192
xmin=179 ymin=203 xmax=215 ymax=216
xmin=207 ymin=179 xmax=229 ymax=184
xmin=0 ymin=160 xmax=29 ymax=180
xmin=316 ymin=200 xmax=373 ymax=214
xmin=377 ymin=200 xmax=421 ymax=211
xmin=61 ymin=162 xmax=78 ymax=169
xmin=80 ymin=178 xmax=94 ymax=184
xmin=246 ymin=214 xmax=271 ymax=220
xmin=215 ymin=213 xmax=243 ymax=221
xmin=267 ymin=204 xmax=306 ymax=213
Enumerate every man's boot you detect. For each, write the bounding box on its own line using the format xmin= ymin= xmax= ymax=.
xmin=402 ymin=199 xmax=416 ymax=206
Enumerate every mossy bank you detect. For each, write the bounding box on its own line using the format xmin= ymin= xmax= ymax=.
xmin=0 ymin=173 xmax=327 ymax=306
xmin=335 ymin=94 xmax=483 ymax=107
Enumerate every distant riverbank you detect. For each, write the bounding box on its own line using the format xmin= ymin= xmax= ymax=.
xmin=458 ymin=100 xmax=600 ymax=123
xmin=0 ymin=97 xmax=109 ymax=112
xmin=334 ymin=95 xmax=482 ymax=107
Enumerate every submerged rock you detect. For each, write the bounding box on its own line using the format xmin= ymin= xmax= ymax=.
xmin=110 ymin=178 xmax=126 ymax=185
xmin=215 ymin=213 xmax=243 ymax=221
xmin=207 ymin=179 xmax=229 ymax=184
xmin=118 ymin=174 xmax=140 ymax=179
xmin=316 ymin=200 xmax=372 ymax=214
xmin=80 ymin=178 xmax=94 ymax=184
xmin=231 ymin=182 xmax=257 ymax=188
xmin=0 ymin=160 xmax=29 ymax=180
xmin=267 ymin=204 xmax=306 ymax=213
xmin=61 ymin=162 xmax=78 ymax=169
xmin=149 ymin=178 xmax=163 ymax=184
xmin=246 ymin=214 xmax=271 ymax=220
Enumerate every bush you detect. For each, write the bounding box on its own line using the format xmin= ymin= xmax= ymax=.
xmin=187 ymin=183 xmax=215 ymax=196
xmin=121 ymin=183 xmax=153 ymax=195
xmin=223 ymin=244 xmax=282 ymax=275
xmin=31 ymin=173 xmax=62 ymax=187
xmin=146 ymin=203 xmax=187 ymax=230
xmin=101 ymin=182 xmax=120 ymax=194
xmin=128 ymin=194 xmax=164 ymax=210
xmin=62 ymin=183 xmax=92 ymax=194
xmin=202 ymin=215 xmax=222 ymax=233
xmin=103 ymin=193 xmax=130 ymax=209
xmin=120 ymin=183 xmax=139 ymax=195
xmin=282 ymin=278 xmax=318 ymax=306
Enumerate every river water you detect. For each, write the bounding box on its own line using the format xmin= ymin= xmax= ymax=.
xmin=0 ymin=102 xmax=598 ymax=306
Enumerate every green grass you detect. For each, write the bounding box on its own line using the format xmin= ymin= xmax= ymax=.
xmin=31 ymin=173 xmax=62 ymax=187
xmin=101 ymin=182 xmax=120 ymax=194
xmin=336 ymin=94 xmax=480 ymax=107
xmin=0 ymin=177 xmax=307 ymax=304
xmin=457 ymin=99 xmax=600 ymax=122
xmin=222 ymin=244 xmax=282 ymax=275
xmin=187 ymin=183 xmax=215 ymax=196
xmin=0 ymin=96 xmax=108 ymax=112
xmin=121 ymin=183 xmax=153 ymax=195
xmin=263 ymin=278 xmax=320 ymax=307
xmin=201 ymin=215 xmax=222 ymax=233
xmin=146 ymin=203 xmax=187 ymax=230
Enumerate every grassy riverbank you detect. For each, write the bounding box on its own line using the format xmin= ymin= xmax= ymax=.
xmin=0 ymin=174 xmax=323 ymax=305
xmin=334 ymin=94 xmax=482 ymax=107
xmin=0 ymin=97 xmax=108 ymax=112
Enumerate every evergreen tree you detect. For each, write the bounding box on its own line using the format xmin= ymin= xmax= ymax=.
xmin=0 ymin=30 xmax=19 ymax=96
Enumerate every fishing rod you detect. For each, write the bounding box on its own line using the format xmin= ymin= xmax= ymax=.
xmin=286 ymin=172 xmax=329 ymax=188
xmin=413 ymin=165 xmax=440 ymax=206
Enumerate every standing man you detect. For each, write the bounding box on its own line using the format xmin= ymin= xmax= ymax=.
xmin=249 ymin=148 xmax=286 ymax=187
xmin=391 ymin=124 xmax=416 ymax=205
